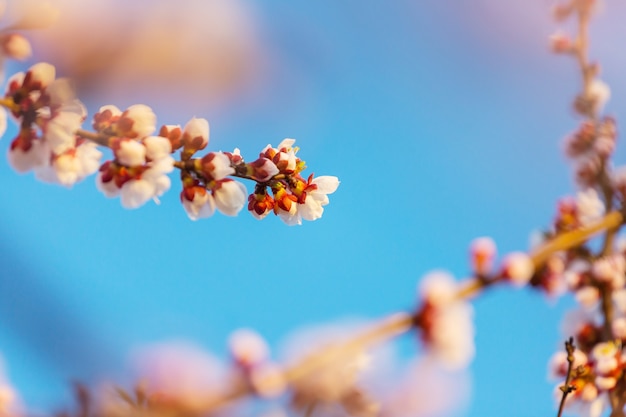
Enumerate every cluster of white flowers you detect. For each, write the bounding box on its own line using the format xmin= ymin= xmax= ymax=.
xmin=4 ymin=63 xmax=102 ymax=186
xmin=0 ymin=58 xmax=339 ymax=222
xmin=94 ymin=105 xmax=174 ymax=208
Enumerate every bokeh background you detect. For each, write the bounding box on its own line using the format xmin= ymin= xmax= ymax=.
xmin=2 ymin=0 xmax=626 ymax=416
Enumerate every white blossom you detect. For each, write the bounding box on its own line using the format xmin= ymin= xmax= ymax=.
xmin=120 ymin=179 xmax=155 ymax=209
xmin=587 ymin=79 xmax=611 ymax=114
xmin=228 ymin=328 xmax=269 ymax=367
xmin=576 ymin=188 xmax=605 ymax=226
xmin=8 ymin=140 xmax=48 ymax=173
xmin=501 ymin=252 xmax=534 ymax=287
xmin=26 ymin=62 xmax=55 ymax=88
xmin=277 ymin=203 xmax=301 ymax=226
xmin=183 ymin=117 xmax=209 ymax=149
xmin=213 ymin=180 xmax=247 ymax=216
xmin=298 ymin=175 xmax=340 ymax=222
xmin=133 ymin=342 xmax=227 ymax=412
xmin=122 ymin=104 xmax=156 ymax=138
xmin=143 ymin=136 xmax=172 ymax=161
xmin=182 ymin=188 xmax=215 ymax=221
xmin=575 ymin=286 xmax=600 ymax=309
xmin=116 ymin=140 xmax=146 ymax=167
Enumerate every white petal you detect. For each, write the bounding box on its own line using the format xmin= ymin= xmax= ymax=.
xmin=120 ymin=179 xmax=154 ymax=209
xmin=313 ymin=176 xmax=340 ymax=194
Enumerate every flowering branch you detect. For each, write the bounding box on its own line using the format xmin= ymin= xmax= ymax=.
xmin=2 ymin=1 xmax=626 ymax=417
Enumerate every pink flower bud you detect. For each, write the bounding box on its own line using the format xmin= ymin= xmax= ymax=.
xmin=469 ymin=237 xmax=497 ymax=276
xmin=183 ymin=117 xmax=209 ymax=151
xmin=200 ymin=152 xmax=234 ymax=180
xmin=119 ymin=104 xmax=157 ymax=138
xmin=25 ymin=62 xmax=55 ymax=90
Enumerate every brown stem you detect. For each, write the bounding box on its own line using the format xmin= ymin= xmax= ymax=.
xmin=75 ymin=129 xmax=111 ymax=147
xmin=556 ymin=338 xmax=577 ymax=417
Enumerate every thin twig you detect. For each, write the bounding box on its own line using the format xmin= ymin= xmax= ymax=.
xmin=557 ymin=337 xmax=577 ymax=417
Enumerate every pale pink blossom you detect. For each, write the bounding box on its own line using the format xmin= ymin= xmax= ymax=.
xmin=120 ymin=104 xmax=156 ymax=138
xmin=183 ymin=117 xmax=209 ymax=150
xmin=612 ymin=317 xmax=626 ymax=339
xmin=143 ymin=136 xmax=172 ymax=161
xmin=26 ymin=62 xmax=55 ymax=89
xmin=8 ymin=140 xmax=48 ymax=173
xmin=595 ymin=376 xmax=617 ymax=390
xmin=281 ymin=322 xmax=373 ymax=404
xmin=277 ymin=138 xmax=296 ymax=150
xmin=576 ymin=188 xmax=605 ymax=226
xmin=133 ymin=342 xmax=227 ymax=412
xmin=44 ymin=111 xmax=82 ymax=154
xmin=587 ymin=79 xmax=611 ymax=114
xmin=469 ymin=236 xmax=497 ymax=275
xmin=560 ymin=308 xmax=600 ymax=341
xmin=228 ymin=328 xmax=269 ymax=368
xmin=98 ymin=105 xmax=122 ymax=117
xmin=419 ymin=271 xmax=457 ymax=307
xmin=96 ymin=172 xmax=120 ymax=198
xmin=594 ymin=135 xmax=615 ymax=158
xmin=200 ymin=152 xmax=234 ymax=180
xmin=274 ymin=148 xmax=297 ymax=173
xmin=592 ymin=255 xmax=625 ymax=288
xmin=418 ymin=272 xmax=475 ymax=369
xmin=35 ymin=143 xmax=102 ymax=187
xmin=548 ymin=350 xmax=588 ymax=379
xmin=426 ymin=301 xmax=474 ymax=370
xmin=501 ymin=252 xmax=534 ymax=286
xmin=46 ymin=78 xmax=79 ymax=108
xmin=613 ymin=289 xmax=626 ymax=313
xmin=249 ymin=157 xmax=279 ymax=182
xmin=182 ymin=188 xmax=215 ymax=221
xmin=116 ymin=140 xmax=146 ymax=167
xmin=120 ymin=179 xmax=155 ymax=209
xmin=575 ymin=286 xmax=600 ymax=308
xmin=298 ymin=175 xmax=340 ymax=222
xmin=277 ymin=199 xmax=301 ymax=225
xmin=213 ymin=180 xmax=247 ymax=216
xmin=382 ymin=358 xmax=470 ymax=417
xmin=591 ymin=342 xmax=619 ymax=375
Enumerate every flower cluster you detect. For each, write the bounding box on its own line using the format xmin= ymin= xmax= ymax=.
xmin=4 ymin=63 xmax=102 ymax=186
xmin=1 ymin=60 xmax=339 ymax=223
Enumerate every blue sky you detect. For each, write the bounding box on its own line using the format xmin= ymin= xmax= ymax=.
xmin=2 ymin=1 xmax=626 ymax=416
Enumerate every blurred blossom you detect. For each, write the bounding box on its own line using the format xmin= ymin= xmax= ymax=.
xmin=381 ymin=357 xmax=470 ymax=417
xmin=131 ymin=341 xmax=228 ymax=412
xmin=280 ymin=320 xmax=388 ymax=414
xmin=28 ymin=0 xmax=268 ymax=108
